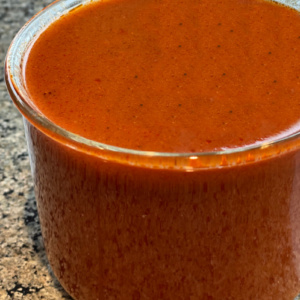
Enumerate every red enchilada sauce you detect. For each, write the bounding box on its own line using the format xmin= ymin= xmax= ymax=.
xmin=26 ymin=0 xmax=300 ymax=152
xmin=23 ymin=0 xmax=300 ymax=299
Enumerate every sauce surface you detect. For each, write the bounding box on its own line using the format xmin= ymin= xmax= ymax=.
xmin=25 ymin=0 xmax=300 ymax=152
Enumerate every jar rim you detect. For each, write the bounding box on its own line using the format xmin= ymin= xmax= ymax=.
xmin=5 ymin=0 xmax=300 ymax=170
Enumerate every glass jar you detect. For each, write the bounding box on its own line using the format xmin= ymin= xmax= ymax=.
xmin=5 ymin=0 xmax=300 ymax=299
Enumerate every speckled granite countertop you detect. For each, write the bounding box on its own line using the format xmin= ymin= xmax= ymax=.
xmin=0 ymin=0 xmax=72 ymax=299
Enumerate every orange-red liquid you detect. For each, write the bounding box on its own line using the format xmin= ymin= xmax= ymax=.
xmin=26 ymin=0 xmax=300 ymax=152
xmin=23 ymin=0 xmax=300 ymax=299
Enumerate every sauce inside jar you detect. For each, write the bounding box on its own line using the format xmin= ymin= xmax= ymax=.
xmin=21 ymin=0 xmax=300 ymax=299
xmin=25 ymin=0 xmax=300 ymax=153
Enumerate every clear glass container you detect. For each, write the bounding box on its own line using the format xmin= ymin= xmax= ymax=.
xmin=5 ymin=0 xmax=300 ymax=299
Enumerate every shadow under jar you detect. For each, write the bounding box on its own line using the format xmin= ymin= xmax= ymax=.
xmin=5 ymin=0 xmax=300 ymax=299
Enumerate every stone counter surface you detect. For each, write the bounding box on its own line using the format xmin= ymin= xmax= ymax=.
xmin=0 ymin=0 xmax=72 ymax=299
